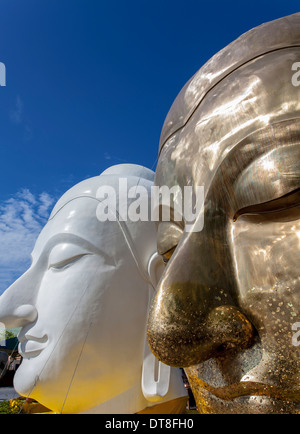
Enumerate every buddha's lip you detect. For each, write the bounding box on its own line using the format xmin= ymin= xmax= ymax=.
xmin=18 ymin=333 xmax=48 ymax=358
xmin=190 ymin=378 xmax=300 ymax=403
xmin=18 ymin=346 xmax=45 ymax=359
xmin=18 ymin=333 xmax=48 ymax=344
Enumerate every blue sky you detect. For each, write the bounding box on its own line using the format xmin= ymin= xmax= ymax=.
xmin=0 ymin=0 xmax=299 ymax=294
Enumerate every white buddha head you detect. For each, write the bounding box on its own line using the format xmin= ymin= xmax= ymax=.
xmin=0 ymin=164 xmax=186 ymax=414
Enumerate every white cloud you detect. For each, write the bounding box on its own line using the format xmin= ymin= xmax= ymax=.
xmin=38 ymin=192 xmax=55 ymax=218
xmin=0 ymin=189 xmax=55 ymax=295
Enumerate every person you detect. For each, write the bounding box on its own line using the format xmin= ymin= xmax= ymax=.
xmin=0 ymin=164 xmax=187 ymax=414
xmin=147 ymin=13 xmax=300 ymax=414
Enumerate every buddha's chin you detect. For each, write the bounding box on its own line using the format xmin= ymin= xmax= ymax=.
xmin=13 ymin=365 xmax=37 ymax=398
xmin=192 ymin=387 xmax=300 ymax=414
xmin=13 ymin=356 xmax=49 ymax=399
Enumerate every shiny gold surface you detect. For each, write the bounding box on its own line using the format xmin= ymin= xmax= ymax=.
xmin=159 ymin=13 xmax=300 ymax=151
xmin=147 ymin=13 xmax=300 ymax=414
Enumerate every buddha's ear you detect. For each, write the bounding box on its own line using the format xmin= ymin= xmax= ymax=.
xmin=142 ymin=252 xmax=170 ymax=403
xmin=147 ymin=252 xmax=165 ymax=289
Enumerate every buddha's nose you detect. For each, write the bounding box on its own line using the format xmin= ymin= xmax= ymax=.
xmin=147 ymin=237 xmax=255 ymax=367
xmin=147 ymin=282 xmax=254 ymax=367
xmin=0 ymin=269 xmax=37 ymax=329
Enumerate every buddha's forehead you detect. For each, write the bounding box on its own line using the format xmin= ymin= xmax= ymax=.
xmin=33 ymin=198 xmax=121 ymax=263
xmin=50 ymin=176 xmax=109 ymax=220
xmin=156 ymin=16 xmax=300 ymax=194
xmin=50 ymin=168 xmax=154 ymax=220
xmin=159 ymin=12 xmax=300 ymax=152
xmin=157 ymin=71 xmax=300 ymax=195
xmin=33 ymin=180 xmax=158 ymax=270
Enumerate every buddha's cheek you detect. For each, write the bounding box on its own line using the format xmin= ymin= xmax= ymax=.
xmin=229 ymin=217 xmax=300 ymax=352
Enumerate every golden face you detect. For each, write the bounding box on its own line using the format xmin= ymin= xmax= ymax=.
xmin=148 ymin=121 xmax=300 ymax=413
xmin=147 ymin=16 xmax=300 ymax=411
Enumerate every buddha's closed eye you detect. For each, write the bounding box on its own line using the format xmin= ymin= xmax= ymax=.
xmin=49 ymin=254 xmax=91 ymax=271
xmin=233 ymin=189 xmax=300 ymax=222
xmin=157 ymin=189 xmax=300 ymax=264
xmin=48 ymin=243 xmax=92 ymax=271
xmin=157 ymin=222 xmax=183 ymax=264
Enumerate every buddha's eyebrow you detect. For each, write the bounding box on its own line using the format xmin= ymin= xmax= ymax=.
xmin=31 ymin=233 xmax=111 ymax=265
xmin=233 ymin=188 xmax=300 ymax=221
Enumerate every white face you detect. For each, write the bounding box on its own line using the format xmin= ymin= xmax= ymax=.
xmin=1 ymin=197 xmax=150 ymax=413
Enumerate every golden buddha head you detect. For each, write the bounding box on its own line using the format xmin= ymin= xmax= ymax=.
xmin=147 ymin=13 xmax=300 ymax=414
